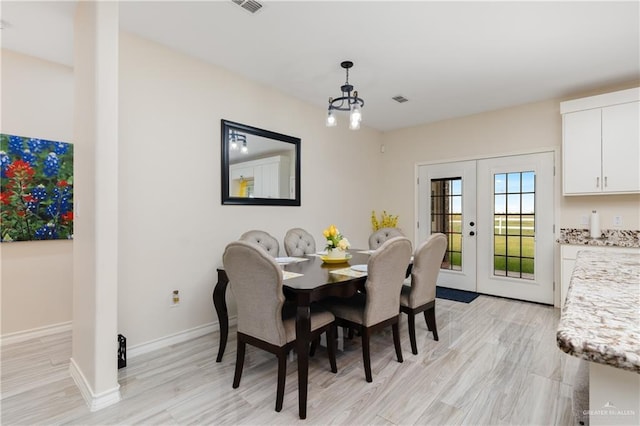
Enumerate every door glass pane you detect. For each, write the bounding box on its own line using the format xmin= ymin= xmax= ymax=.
xmin=431 ymin=178 xmax=463 ymax=271
xmin=493 ymin=170 xmax=535 ymax=280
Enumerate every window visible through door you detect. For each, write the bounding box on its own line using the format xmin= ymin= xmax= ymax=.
xmin=430 ymin=178 xmax=462 ymax=271
xmin=493 ymin=171 xmax=535 ymax=279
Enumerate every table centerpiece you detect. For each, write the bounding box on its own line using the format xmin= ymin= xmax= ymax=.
xmin=323 ymin=224 xmax=350 ymax=260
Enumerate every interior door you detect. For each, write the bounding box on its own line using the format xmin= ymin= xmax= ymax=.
xmin=418 ymin=161 xmax=477 ymax=292
xmin=476 ymin=152 xmax=555 ymax=304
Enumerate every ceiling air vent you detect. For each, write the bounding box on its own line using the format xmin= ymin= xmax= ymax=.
xmin=392 ymin=95 xmax=409 ymax=103
xmin=232 ymin=0 xmax=263 ymax=14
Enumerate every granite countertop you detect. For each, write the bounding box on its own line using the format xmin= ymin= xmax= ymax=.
xmin=557 ymin=228 xmax=640 ymax=248
xmin=557 ymin=250 xmax=640 ymax=373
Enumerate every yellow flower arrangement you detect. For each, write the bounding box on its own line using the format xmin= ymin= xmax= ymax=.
xmin=323 ymin=224 xmax=350 ymax=251
xmin=371 ymin=210 xmax=399 ymax=231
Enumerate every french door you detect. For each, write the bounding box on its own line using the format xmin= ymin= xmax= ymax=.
xmin=418 ymin=152 xmax=555 ymax=304
xmin=418 ymin=161 xmax=477 ymax=292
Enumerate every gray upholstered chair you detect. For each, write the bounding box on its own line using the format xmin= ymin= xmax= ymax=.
xmin=368 ymin=227 xmax=405 ymax=250
xmin=223 ymin=240 xmax=337 ymax=412
xmin=239 ymin=230 xmax=279 ymax=257
xmin=400 ymin=233 xmax=447 ymax=355
xmin=322 ymin=236 xmax=412 ymax=382
xmin=283 ymin=228 xmax=316 ymax=256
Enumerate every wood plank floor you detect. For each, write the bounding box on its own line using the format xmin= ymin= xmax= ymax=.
xmin=1 ymin=295 xmax=580 ymax=425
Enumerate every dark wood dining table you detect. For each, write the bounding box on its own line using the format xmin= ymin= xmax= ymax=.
xmin=212 ymin=249 xmax=373 ymax=419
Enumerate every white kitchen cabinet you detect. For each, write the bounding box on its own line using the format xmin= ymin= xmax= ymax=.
xmin=560 ymin=245 xmax=640 ymax=308
xmin=561 ymin=88 xmax=640 ymax=195
xmin=229 ymin=155 xmax=290 ymax=198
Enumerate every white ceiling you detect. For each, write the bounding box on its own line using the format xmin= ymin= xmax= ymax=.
xmin=2 ymin=1 xmax=639 ymax=131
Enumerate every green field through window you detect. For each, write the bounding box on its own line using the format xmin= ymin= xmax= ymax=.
xmin=494 ymin=171 xmax=535 ymax=279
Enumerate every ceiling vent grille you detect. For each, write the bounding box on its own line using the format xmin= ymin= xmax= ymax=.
xmin=232 ymin=0 xmax=263 ymax=14
xmin=392 ymin=95 xmax=409 ymax=103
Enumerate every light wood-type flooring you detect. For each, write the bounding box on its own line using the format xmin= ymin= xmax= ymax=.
xmin=1 ymin=295 xmax=580 ymax=425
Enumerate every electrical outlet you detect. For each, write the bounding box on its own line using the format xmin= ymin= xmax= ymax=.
xmin=170 ymin=290 xmax=180 ymax=307
xmin=580 ymin=215 xmax=589 ymax=226
xmin=613 ymin=216 xmax=623 ymax=227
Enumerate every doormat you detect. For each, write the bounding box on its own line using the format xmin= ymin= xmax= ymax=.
xmin=436 ymin=286 xmax=479 ymax=303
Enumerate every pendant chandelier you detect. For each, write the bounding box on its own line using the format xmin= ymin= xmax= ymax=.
xmin=229 ymin=129 xmax=248 ymax=154
xmin=326 ymin=61 xmax=364 ymax=130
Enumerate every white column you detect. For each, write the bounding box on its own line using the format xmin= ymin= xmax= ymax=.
xmin=70 ymin=0 xmax=121 ymax=411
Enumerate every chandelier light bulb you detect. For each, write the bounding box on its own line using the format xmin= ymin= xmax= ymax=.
xmin=230 ymin=140 xmax=238 ymax=150
xmin=241 ymin=141 xmax=248 ymax=154
xmin=349 ymin=118 xmax=361 ymax=130
xmin=326 ymin=110 xmax=337 ymax=127
xmin=350 ymin=104 xmax=362 ymax=123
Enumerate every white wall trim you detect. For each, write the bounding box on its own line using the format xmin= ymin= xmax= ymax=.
xmin=127 ymin=317 xmax=237 ymax=359
xmin=0 ymin=321 xmax=72 ymax=346
xmin=69 ymin=357 xmax=121 ymax=412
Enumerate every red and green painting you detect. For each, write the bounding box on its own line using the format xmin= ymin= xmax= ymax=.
xmin=1 ymin=133 xmax=73 ymax=242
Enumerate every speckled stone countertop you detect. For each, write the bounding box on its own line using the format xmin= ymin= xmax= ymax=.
xmin=557 ymin=250 xmax=640 ymax=373
xmin=557 ymin=228 xmax=640 ymax=248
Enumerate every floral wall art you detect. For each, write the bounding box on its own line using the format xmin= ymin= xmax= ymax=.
xmin=0 ymin=134 xmax=73 ymax=242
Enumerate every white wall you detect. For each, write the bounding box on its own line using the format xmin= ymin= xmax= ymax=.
xmin=117 ymin=33 xmax=384 ymax=347
xmin=0 ymin=49 xmax=74 ymax=335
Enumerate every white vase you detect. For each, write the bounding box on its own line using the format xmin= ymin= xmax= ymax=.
xmin=326 ymin=248 xmax=346 ymax=259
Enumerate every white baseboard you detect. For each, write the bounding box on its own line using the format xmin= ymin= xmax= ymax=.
xmin=126 ymin=317 xmax=236 ymax=359
xmin=69 ymin=357 xmax=121 ymax=412
xmin=0 ymin=321 xmax=72 ymax=346
xmin=0 ymin=316 xmax=238 ymax=360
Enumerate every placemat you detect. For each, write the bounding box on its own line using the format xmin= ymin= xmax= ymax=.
xmin=275 ymin=257 xmax=309 ymax=264
xmin=329 ymin=267 xmax=367 ymax=278
xmin=282 ymin=271 xmax=304 ymax=280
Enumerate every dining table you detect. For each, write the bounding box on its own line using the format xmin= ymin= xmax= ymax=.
xmin=213 ymin=248 xmax=375 ymax=419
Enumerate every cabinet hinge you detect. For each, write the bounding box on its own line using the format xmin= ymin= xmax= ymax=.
xmin=417 ymin=177 xmax=419 ymax=185
xmin=417 ymin=221 xmax=420 ymax=229
xmin=553 ymin=224 xmax=556 ymax=233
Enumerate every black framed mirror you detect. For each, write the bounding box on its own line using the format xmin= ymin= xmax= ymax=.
xmin=221 ymin=119 xmax=301 ymax=206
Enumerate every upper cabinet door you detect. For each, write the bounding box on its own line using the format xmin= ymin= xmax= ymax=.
xmin=562 ymin=108 xmax=602 ymax=195
xmin=561 ymin=87 xmax=640 ymax=196
xmin=602 ymin=102 xmax=640 ymax=193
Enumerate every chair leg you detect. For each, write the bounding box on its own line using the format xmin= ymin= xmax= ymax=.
xmin=327 ymin=324 xmax=338 ymax=373
xmin=275 ymin=352 xmax=287 ymax=412
xmin=424 ymin=306 xmax=439 ymax=341
xmin=347 ymin=327 xmax=354 ymax=339
xmin=392 ymin=321 xmax=403 ymax=363
xmin=361 ymin=327 xmax=373 ymax=383
xmin=407 ymin=312 xmax=418 ymax=355
xmin=232 ymin=337 xmax=246 ymax=388
xmin=309 ymin=337 xmax=320 ymax=357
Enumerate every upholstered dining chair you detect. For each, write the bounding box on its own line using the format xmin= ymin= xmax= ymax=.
xmin=283 ymin=228 xmax=316 ymax=256
xmin=239 ymin=230 xmax=280 ymax=257
xmin=368 ymin=227 xmax=405 ymax=250
xmin=400 ymin=233 xmax=447 ymax=355
xmin=322 ymin=236 xmax=412 ymax=382
xmin=223 ymin=240 xmax=338 ymax=412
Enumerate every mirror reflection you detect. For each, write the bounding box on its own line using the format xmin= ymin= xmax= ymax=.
xmin=221 ymin=120 xmax=301 ymax=206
